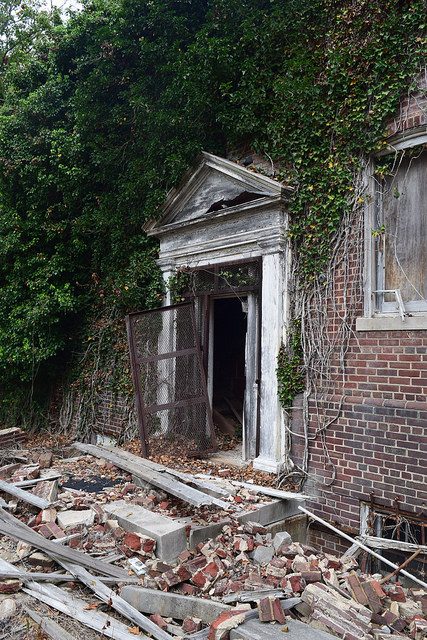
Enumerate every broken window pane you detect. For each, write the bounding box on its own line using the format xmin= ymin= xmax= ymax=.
xmin=378 ymin=148 xmax=427 ymax=312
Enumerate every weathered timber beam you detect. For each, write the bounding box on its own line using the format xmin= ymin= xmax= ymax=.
xmin=73 ymin=442 xmax=229 ymax=509
xmin=0 ymin=569 xmax=139 ymax=584
xmin=62 ymin=562 xmax=174 ymax=640
xmin=24 ymin=582 xmax=150 ymax=640
xmin=98 ymin=443 xmax=231 ymax=500
xmin=0 ymin=478 xmax=51 ymax=509
xmin=0 ymin=508 xmax=128 ymax=579
xmin=357 ymin=535 xmax=427 ymax=555
xmin=13 ymin=474 xmax=61 ymax=488
xmin=23 ymin=605 xmax=78 ymax=640
xmin=230 ymin=479 xmax=309 ymax=501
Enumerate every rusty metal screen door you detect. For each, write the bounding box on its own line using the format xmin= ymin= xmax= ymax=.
xmin=126 ymin=302 xmax=215 ymax=458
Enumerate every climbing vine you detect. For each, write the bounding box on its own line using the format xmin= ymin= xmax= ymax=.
xmin=0 ymin=0 xmax=424 ymax=435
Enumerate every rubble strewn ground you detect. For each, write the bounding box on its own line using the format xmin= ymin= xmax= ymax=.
xmin=0 ymin=428 xmax=426 ymax=640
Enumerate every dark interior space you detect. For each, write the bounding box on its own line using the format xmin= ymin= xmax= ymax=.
xmin=213 ymin=297 xmax=247 ymax=439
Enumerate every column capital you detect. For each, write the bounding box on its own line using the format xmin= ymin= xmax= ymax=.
xmin=257 ymin=236 xmax=286 ymax=254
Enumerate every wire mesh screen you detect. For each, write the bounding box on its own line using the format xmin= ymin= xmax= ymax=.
xmin=181 ymin=260 xmax=261 ymax=297
xmin=126 ymin=302 xmax=215 ymax=458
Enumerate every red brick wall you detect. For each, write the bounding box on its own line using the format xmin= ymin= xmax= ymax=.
xmin=292 ymin=73 xmax=427 ymax=545
xmin=307 ymin=526 xmax=351 ymax=557
xmin=387 ymin=69 xmax=427 ymax=135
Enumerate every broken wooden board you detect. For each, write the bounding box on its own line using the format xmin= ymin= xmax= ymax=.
xmin=73 ymin=442 xmax=230 ymax=509
xmin=0 ymin=508 xmax=128 ymax=579
xmin=62 ymin=562 xmax=174 ymax=640
xmin=223 ymin=589 xmax=295 ymax=604
xmin=98 ymin=443 xmax=230 ymax=499
xmin=230 ymin=479 xmax=309 ymax=501
xmin=357 ymin=535 xmax=427 ymax=555
xmin=14 ymin=474 xmax=61 ymax=488
xmin=0 ymin=478 xmax=51 ymax=509
xmin=0 ymin=567 xmax=139 ymax=585
xmin=24 ymin=582 xmax=150 ymax=640
xmin=23 ymin=605 xmax=78 ymax=640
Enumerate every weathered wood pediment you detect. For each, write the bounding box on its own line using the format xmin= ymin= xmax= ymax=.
xmin=145 ymin=152 xmax=288 ymax=235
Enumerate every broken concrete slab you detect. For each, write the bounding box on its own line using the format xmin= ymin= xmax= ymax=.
xmin=121 ymin=585 xmax=231 ymax=624
xmin=229 ymin=617 xmax=338 ymax=639
xmin=104 ymin=500 xmax=187 ymax=562
xmin=272 ymin=531 xmax=292 ymax=550
xmin=252 ymin=545 xmax=274 ymax=565
xmin=57 ymin=509 xmax=95 ymax=530
xmin=189 ymin=520 xmax=231 ymax=550
xmin=188 ymin=504 xmax=304 ymax=551
xmin=236 ymin=499 xmax=301 ymax=526
xmin=265 ymin=514 xmax=307 ymax=543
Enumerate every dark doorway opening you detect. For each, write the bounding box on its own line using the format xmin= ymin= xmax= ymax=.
xmin=212 ymin=297 xmax=247 ymax=440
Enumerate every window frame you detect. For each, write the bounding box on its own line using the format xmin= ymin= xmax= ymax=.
xmin=359 ymin=129 xmax=427 ymax=330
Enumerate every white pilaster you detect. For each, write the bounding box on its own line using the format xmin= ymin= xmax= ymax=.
xmin=253 ymin=245 xmax=287 ymax=473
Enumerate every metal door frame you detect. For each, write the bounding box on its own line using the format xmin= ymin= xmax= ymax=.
xmin=126 ymin=302 xmax=215 ymax=457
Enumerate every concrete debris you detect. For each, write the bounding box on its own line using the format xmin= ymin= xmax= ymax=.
xmin=0 ymin=439 xmax=425 ymax=640
xmin=0 ymin=598 xmax=17 ymax=620
xmin=57 ymin=509 xmax=95 ymax=530
xmin=251 ymin=544 xmax=275 ymax=565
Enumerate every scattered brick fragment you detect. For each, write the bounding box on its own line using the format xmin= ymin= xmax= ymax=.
xmin=149 ymin=614 xmax=168 ymax=630
xmin=208 ymin=608 xmax=249 ymax=640
xmin=258 ymin=596 xmax=287 ymax=623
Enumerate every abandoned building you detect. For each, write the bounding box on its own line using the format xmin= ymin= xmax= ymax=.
xmin=91 ymin=73 xmax=427 ymax=566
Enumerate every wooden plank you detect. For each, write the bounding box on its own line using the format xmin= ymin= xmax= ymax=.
xmin=14 ymin=474 xmax=61 ymax=488
xmin=0 ymin=508 xmax=128 ymax=579
xmin=23 ymin=583 xmax=150 ymax=640
xmin=161 ymin=468 xmax=231 ymax=500
xmin=23 ymin=605 xmax=78 ymax=640
xmin=62 ymin=562 xmax=174 ymax=640
xmin=223 ymin=589 xmax=287 ymax=604
xmin=231 ymin=479 xmax=309 ymax=501
xmin=100 ymin=443 xmax=230 ymax=499
xmin=73 ymin=442 xmax=229 ymax=509
xmin=0 ymin=569 xmax=139 ymax=585
xmin=77 ymin=442 xmax=230 ymax=507
xmin=357 ymin=535 xmax=427 ymax=555
xmin=0 ymin=478 xmax=51 ymax=509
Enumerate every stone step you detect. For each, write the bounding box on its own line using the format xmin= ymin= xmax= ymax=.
xmin=104 ymin=500 xmax=187 ymax=563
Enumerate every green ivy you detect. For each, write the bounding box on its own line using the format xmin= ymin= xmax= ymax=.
xmin=277 ymin=321 xmax=305 ymax=410
xmin=0 ymin=0 xmax=424 ymax=424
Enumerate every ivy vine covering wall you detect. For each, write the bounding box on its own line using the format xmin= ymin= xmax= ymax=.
xmin=0 ymin=0 xmax=424 ymax=429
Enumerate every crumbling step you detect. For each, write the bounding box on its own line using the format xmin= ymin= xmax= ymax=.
xmin=236 ymin=499 xmax=301 ymax=525
xmin=229 ymin=617 xmax=337 ymax=640
xmin=104 ymin=500 xmax=187 ymax=563
xmin=121 ymin=585 xmax=231 ymax=623
xmin=187 ymin=500 xmax=304 ymax=549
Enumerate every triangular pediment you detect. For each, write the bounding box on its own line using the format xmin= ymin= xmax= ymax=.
xmin=145 ymin=152 xmax=287 ymax=235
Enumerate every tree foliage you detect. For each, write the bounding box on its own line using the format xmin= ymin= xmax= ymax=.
xmin=0 ymin=0 xmax=425 ymax=420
